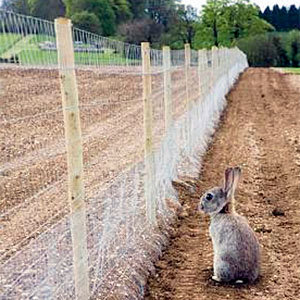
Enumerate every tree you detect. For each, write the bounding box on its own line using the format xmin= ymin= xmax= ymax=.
xmin=288 ymin=5 xmax=300 ymax=30
xmin=118 ymin=18 xmax=163 ymax=45
xmin=71 ymin=11 xmax=102 ymax=34
xmin=272 ymin=34 xmax=289 ymax=66
xmin=63 ymin=0 xmax=74 ymax=16
xmin=28 ymin=0 xmax=65 ymax=20
xmin=285 ymin=30 xmax=300 ymax=67
xmin=279 ymin=6 xmax=289 ymax=31
xmin=193 ymin=0 xmax=273 ymax=48
xmin=271 ymin=4 xmax=281 ymax=30
xmin=64 ymin=0 xmax=117 ymax=36
xmin=291 ymin=39 xmax=300 ymax=67
xmin=109 ymin=0 xmax=132 ymax=24
xmin=177 ymin=5 xmax=198 ymax=44
xmin=194 ymin=0 xmax=229 ymax=48
xmin=226 ymin=1 xmax=274 ymax=41
xmin=1 ymin=0 xmax=30 ymax=14
xmin=237 ymin=30 xmax=300 ymax=67
xmin=126 ymin=0 xmax=145 ymax=19
xmin=262 ymin=6 xmax=272 ymax=25
xmin=238 ymin=34 xmax=279 ymax=67
xmin=119 ymin=0 xmax=190 ymax=47
xmin=164 ymin=4 xmax=198 ymax=48
xmin=261 ymin=5 xmax=300 ymax=32
xmin=246 ymin=16 xmax=274 ymax=37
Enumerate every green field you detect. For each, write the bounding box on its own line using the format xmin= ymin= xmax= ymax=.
xmin=18 ymin=49 xmax=130 ymax=65
xmin=0 ymin=33 xmax=22 ymax=55
xmin=0 ymin=33 xmax=134 ymax=66
xmin=283 ymin=68 xmax=300 ymax=75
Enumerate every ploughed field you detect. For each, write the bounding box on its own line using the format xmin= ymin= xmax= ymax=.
xmin=146 ymin=68 xmax=300 ymax=300
xmin=0 ymin=66 xmax=194 ymax=262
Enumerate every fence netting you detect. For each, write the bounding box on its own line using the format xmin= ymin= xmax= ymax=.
xmin=0 ymin=9 xmax=248 ymax=299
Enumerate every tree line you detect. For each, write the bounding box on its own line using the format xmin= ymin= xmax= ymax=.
xmin=238 ymin=5 xmax=300 ymax=67
xmin=1 ymin=0 xmax=274 ymax=49
xmin=1 ymin=0 xmax=299 ymax=67
xmin=193 ymin=0 xmax=274 ymax=48
xmin=1 ymin=0 xmax=198 ymax=48
xmin=194 ymin=1 xmax=300 ymax=67
xmin=238 ymin=30 xmax=300 ymax=67
xmin=260 ymin=5 xmax=300 ymax=32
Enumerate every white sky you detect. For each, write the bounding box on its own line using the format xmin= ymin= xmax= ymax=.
xmin=181 ymin=0 xmax=300 ymax=12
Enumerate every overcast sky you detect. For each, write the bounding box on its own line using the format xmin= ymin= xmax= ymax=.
xmin=182 ymin=0 xmax=300 ymax=12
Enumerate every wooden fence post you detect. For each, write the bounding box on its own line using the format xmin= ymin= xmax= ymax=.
xmin=198 ymin=49 xmax=205 ymax=101
xmin=212 ymin=46 xmax=218 ymax=84
xmin=55 ymin=18 xmax=89 ymax=300
xmin=202 ymin=49 xmax=208 ymax=96
xmin=184 ymin=44 xmax=191 ymax=148
xmin=163 ymin=46 xmax=172 ymax=131
xmin=185 ymin=43 xmax=191 ymax=109
xmin=225 ymin=48 xmax=230 ymax=87
xmin=141 ymin=42 xmax=156 ymax=225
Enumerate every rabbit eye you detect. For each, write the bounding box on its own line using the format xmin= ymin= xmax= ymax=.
xmin=206 ymin=193 xmax=213 ymax=201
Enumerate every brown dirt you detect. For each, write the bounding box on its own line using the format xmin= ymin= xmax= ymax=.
xmin=145 ymin=68 xmax=300 ymax=300
xmin=0 ymin=67 xmax=190 ymax=261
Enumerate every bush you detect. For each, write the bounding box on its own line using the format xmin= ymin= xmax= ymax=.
xmin=237 ymin=31 xmax=300 ymax=67
xmin=71 ymin=11 xmax=102 ymax=35
xmin=118 ymin=19 xmax=163 ymax=45
xmin=67 ymin=0 xmax=116 ymax=36
xmin=238 ymin=34 xmax=278 ymax=67
xmin=285 ymin=30 xmax=300 ymax=67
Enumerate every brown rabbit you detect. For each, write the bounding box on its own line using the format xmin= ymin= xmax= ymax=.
xmin=199 ymin=167 xmax=260 ymax=283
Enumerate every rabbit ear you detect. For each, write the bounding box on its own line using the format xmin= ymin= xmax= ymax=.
xmin=231 ymin=167 xmax=241 ymax=197
xmin=224 ymin=167 xmax=234 ymax=195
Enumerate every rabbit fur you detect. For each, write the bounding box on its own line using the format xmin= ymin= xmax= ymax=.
xmin=199 ymin=167 xmax=260 ymax=283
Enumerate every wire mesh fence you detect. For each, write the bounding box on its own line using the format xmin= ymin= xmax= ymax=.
xmin=0 ymin=9 xmax=248 ymax=299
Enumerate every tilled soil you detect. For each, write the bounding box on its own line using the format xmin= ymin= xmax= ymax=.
xmin=145 ymin=68 xmax=300 ymax=300
xmin=0 ymin=66 xmax=193 ymax=261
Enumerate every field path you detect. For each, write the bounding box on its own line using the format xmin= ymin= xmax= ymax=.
xmin=146 ymin=68 xmax=300 ymax=300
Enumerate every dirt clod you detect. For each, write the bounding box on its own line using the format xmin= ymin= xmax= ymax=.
xmin=272 ymin=208 xmax=285 ymax=217
xmin=254 ymin=225 xmax=272 ymax=233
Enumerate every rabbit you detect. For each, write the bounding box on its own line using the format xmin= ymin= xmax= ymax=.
xmin=198 ymin=167 xmax=260 ymax=284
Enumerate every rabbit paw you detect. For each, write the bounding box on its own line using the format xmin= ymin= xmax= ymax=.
xmin=212 ymin=275 xmax=222 ymax=282
xmin=235 ymin=279 xmax=244 ymax=284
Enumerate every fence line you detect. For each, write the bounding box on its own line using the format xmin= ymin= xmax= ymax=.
xmin=0 ymin=9 xmax=248 ymax=299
